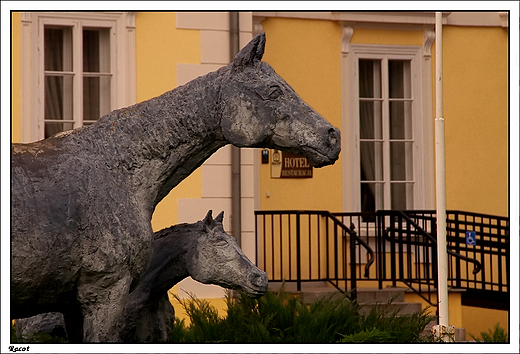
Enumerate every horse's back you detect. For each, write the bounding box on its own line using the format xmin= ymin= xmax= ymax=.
xmin=11 ymin=143 xmax=85 ymax=317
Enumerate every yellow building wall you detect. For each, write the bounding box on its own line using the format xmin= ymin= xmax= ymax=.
xmin=461 ymin=305 xmax=509 ymax=339
xmin=404 ymin=291 xmax=463 ymax=328
xmin=11 ymin=12 xmax=21 ymax=143
xmin=442 ymin=26 xmax=508 ymax=217
xmin=134 ymin=12 xmax=204 ymax=232
xmin=259 ymin=18 xmax=343 ymax=212
xmin=351 ymin=27 xmax=423 ymax=46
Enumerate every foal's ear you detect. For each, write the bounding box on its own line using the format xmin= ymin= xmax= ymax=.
xmin=203 ymin=210 xmax=214 ymax=229
xmin=214 ymin=211 xmax=224 ymax=224
xmin=232 ymin=32 xmax=266 ymax=69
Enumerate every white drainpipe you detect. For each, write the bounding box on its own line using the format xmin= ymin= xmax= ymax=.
xmin=434 ymin=11 xmax=453 ymax=342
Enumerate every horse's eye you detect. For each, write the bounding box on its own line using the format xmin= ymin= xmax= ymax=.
xmin=215 ymin=240 xmax=228 ymax=247
xmin=268 ymin=86 xmax=282 ymax=100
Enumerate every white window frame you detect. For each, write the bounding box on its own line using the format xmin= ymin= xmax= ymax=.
xmin=341 ymin=30 xmax=435 ymax=213
xmin=20 ymin=12 xmax=136 ymax=143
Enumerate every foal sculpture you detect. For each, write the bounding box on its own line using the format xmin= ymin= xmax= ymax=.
xmin=118 ymin=210 xmax=267 ymax=342
xmin=11 ymin=32 xmax=340 ymax=342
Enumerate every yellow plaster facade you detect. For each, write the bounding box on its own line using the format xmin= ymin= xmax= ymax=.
xmin=259 ymin=18 xmax=343 ymax=212
xmin=9 ymin=11 xmax=511 ymax=339
xmin=442 ymin=26 xmax=509 ymax=216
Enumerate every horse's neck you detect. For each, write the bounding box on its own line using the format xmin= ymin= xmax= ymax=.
xmin=78 ymin=68 xmax=228 ymax=215
xmin=134 ymin=228 xmax=193 ymax=301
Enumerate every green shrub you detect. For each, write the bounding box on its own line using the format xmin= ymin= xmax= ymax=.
xmin=170 ymin=284 xmax=435 ymax=343
xmin=470 ymin=323 xmax=508 ymax=343
xmin=354 ymin=298 xmax=434 ymax=343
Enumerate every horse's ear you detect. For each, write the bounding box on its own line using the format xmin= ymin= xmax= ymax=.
xmin=214 ymin=211 xmax=224 ymax=224
xmin=203 ymin=210 xmax=213 ymax=229
xmin=232 ymin=32 xmax=265 ymax=68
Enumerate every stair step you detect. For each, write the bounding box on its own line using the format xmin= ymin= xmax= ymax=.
xmin=356 ymin=287 xmax=406 ymax=303
xmin=358 ymin=301 xmax=422 ymax=316
xmin=300 ymin=288 xmax=344 ymax=304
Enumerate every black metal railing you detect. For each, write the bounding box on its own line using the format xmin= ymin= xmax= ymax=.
xmin=255 ymin=209 xmax=509 ymax=309
xmin=254 ymin=210 xmax=373 ymax=299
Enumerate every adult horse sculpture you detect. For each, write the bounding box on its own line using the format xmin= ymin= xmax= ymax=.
xmin=11 ymin=32 xmax=340 ymax=342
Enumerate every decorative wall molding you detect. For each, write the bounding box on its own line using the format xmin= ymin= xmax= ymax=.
xmin=341 ymin=26 xmax=354 ymax=54
xmin=423 ymin=30 xmax=435 ymax=58
xmin=253 ymin=17 xmax=264 ymax=35
xmin=499 ymin=12 xmax=508 ymax=28
xmin=125 ymin=11 xmax=136 ymax=29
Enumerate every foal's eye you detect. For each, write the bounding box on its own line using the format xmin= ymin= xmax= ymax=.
xmin=268 ymin=86 xmax=282 ymax=100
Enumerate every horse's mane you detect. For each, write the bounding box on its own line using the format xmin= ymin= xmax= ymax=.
xmin=153 ymin=218 xmax=223 ymax=241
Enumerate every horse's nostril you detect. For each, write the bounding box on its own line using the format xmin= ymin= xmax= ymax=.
xmin=249 ymin=271 xmax=268 ymax=288
xmin=328 ymin=127 xmax=339 ymax=145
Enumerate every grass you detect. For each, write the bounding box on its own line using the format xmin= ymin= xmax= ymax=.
xmin=169 ymin=284 xmax=436 ymax=343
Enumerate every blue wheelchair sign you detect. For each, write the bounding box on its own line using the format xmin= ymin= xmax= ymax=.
xmin=466 ymin=231 xmax=476 ymax=246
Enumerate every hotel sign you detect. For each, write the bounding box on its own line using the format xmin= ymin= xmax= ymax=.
xmin=270 ymin=150 xmax=313 ymax=178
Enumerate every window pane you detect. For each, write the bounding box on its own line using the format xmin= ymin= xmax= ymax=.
xmin=361 ymin=183 xmax=384 ymax=213
xmin=391 ymin=183 xmax=414 ymax=210
xmin=83 ymin=28 xmax=110 ymax=73
xmin=359 ymin=59 xmax=381 ymax=98
xmin=44 ymin=75 xmax=73 ymax=121
xmin=389 ymin=60 xmax=411 ymax=99
xmin=390 ymin=141 xmax=413 ymax=181
xmin=83 ymin=28 xmax=111 ymax=122
xmin=83 ymin=76 xmax=111 ymax=121
xmin=83 ymin=30 xmax=100 ymax=72
xmin=360 ymin=100 xmax=382 ymax=139
xmin=44 ymin=27 xmax=72 ymax=71
xmin=360 ymin=141 xmax=383 ymax=181
xmin=44 ymin=26 xmax=74 ymax=139
xmin=45 ymin=122 xmax=74 ymax=138
xmin=389 ymin=101 xmax=412 ymax=139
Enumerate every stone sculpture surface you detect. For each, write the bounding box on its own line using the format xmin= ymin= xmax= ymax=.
xmin=17 ymin=211 xmax=267 ymax=343
xmin=16 ymin=312 xmax=67 ymax=340
xmin=118 ymin=210 xmax=267 ymax=342
xmin=11 ymin=32 xmax=340 ymax=342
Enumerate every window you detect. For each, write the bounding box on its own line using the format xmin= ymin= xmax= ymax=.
xmin=359 ymin=58 xmax=414 ymax=212
xmin=341 ymin=42 xmax=434 ymax=213
xmin=20 ymin=12 xmax=136 ymax=142
xmin=43 ymin=26 xmax=112 ymax=138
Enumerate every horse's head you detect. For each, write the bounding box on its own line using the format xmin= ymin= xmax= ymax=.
xmin=219 ymin=32 xmax=341 ymax=167
xmin=187 ymin=210 xmax=268 ymax=298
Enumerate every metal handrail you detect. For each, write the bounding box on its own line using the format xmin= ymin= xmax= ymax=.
xmin=383 ymin=210 xmax=482 ymax=275
xmin=321 ymin=211 xmax=375 ymax=278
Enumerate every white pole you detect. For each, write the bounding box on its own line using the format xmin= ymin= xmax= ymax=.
xmin=435 ymin=12 xmax=450 ymax=334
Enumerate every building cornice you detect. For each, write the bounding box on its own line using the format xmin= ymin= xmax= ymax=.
xmin=253 ymin=12 xmax=508 ymax=29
